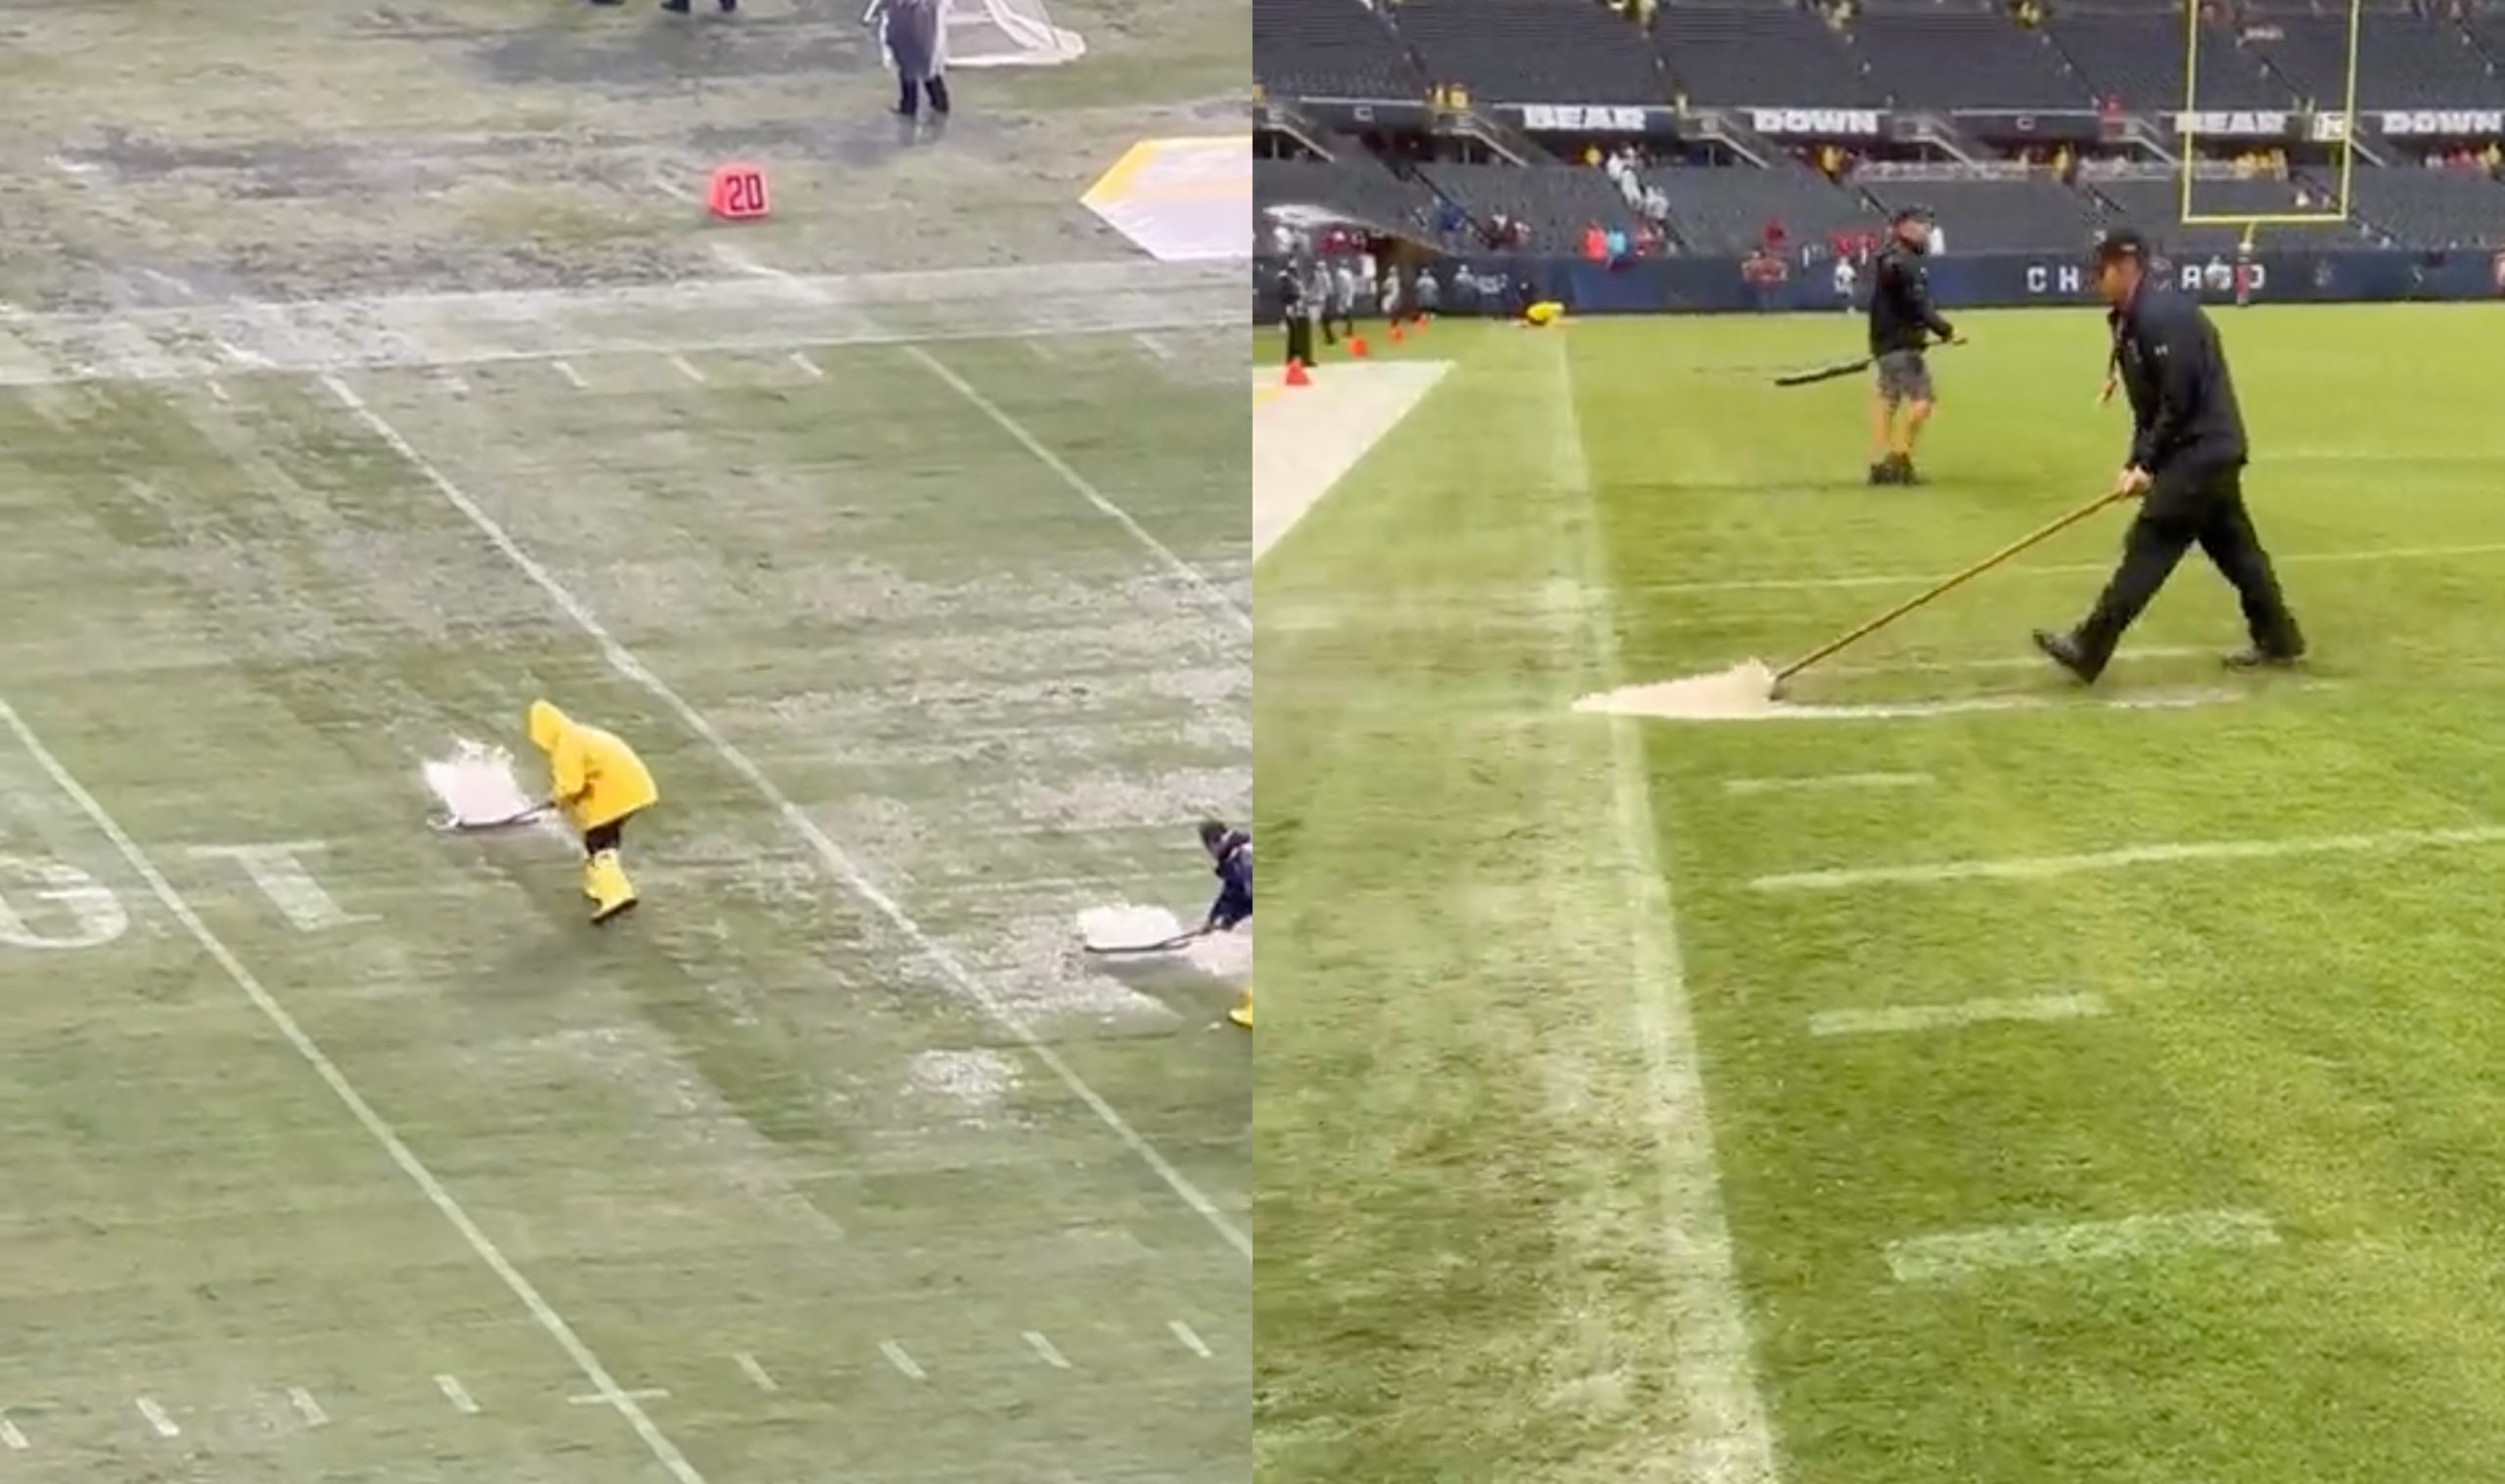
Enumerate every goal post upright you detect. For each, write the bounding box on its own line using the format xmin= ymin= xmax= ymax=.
xmin=2175 ymin=0 xmax=2362 ymax=229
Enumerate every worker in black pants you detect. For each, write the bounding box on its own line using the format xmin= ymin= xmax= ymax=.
xmin=1278 ymin=263 xmax=1314 ymax=367
xmin=2034 ymin=228 xmax=2304 ymax=683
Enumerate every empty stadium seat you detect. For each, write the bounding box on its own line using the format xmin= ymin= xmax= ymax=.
xmin=1653 ymin=6 xmax=1879 ymax=108
xmin=1392 ymin=0 xmax=1667 ymax=106
xmin=1851 ymin=14 xmax=2090 ymax=110
xmin=2053 ymin=16 xmax=2299 ymax=112
xmin=2246 ymin=17 xmax=2504 ymax=111
xmin=2350 ymin=166 xmax=2505 ymax=248
xmin=1253 ymin=0 xmax=1426 ymax=100
xmin=1863 ymin=177 xmax=2103 ymax=251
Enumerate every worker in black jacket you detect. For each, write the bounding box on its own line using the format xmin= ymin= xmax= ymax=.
xmin=2034 ymin=228 xmax=2304 ymax=682
xmin=1866 ymin=204 xmax=1960 ymax=486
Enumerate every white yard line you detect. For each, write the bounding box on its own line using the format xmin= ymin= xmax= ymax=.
xmin=320 ymin=375 xmax=1250 ymax=1262
xmin=287 ymin=1387 xmax=329 ymax=1427
xmin=135 ymin=1398 xmax=178 ymax=1439
xmin=1885 ymin=1209 xmax=2278 ymax=1282
xmin=1655 ymin=542 xmax=2505 ymax=596
xmin=1168 ymin=1320 xmax=1214 ymax=1358
xmin=734 ymin=1352 xmax=780 ymax=1392
xmin=880 ymin=1340 xmax=927 ymax=1380
xmin=1808 ymin=993 xmax=2107 ymax=1037
xmin=552 ymin=359 xmax=589 ymax=390
xmin=1024 ymin=1330 xmax=1073 ymax=1370
xmin=1559 ymin=340 xmax=1780 ymax=1483
xmin=668 ymin=354 xmax=708 ymax=385
xmin=435 ymin=1374 xmax=479 ymax=1415
xmin=787 ymin=351 xmax=824 ymax=381
xmin=1752 ymin=825 xmax=2505 ymax=893
xmin=709 ymin=247 xmax=1247 ymax=636
xmin=0 ymin=696 xmax=711 ymax=1484
xmin=0 ymin=1415 xmax=26 ymax=1450
xmin=904 ymin=343 xmax=1250 ymax=636
xmin=1722 ymin=771 xmax=1932 ymax=796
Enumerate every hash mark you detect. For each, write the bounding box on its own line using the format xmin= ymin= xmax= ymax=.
xmin=570 ymin=1388 xmax=670 ymax=1406
xmin=435 ymin=1374 xmax=479 ymax=1415
xmin=734 ymin=1353 xmax=779 ymax=1392
xmin=1168 ymin=1320 xmax=1213 ymax=1358
xmin=553 ymin=359 xmax=589 ymax=390
xmin=1023 ymin=1330 xmax=1071 ymax=1370
xmin=0 ymin=1414 xmax=25 ymax=1450
xmin=136 ymin=1398 xmax=178 ymax=1438
xmin=669 ymin=354 xmax=707 ymax=384
xmin=879 ymin=1340 xmax=926 ymax=1380
xmin=288 ymin=1386 xmax=329 ymax=1427
xmin=788 ymin=351 xmax=824 ymax=381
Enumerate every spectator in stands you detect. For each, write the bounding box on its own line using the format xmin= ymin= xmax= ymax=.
xmin=1605 ymin=225 xmax=1629 ymax=263
xmin=1762 ymin=216 xmax=1789 ymax=255
xmin=1643 ymin=184 xmax=1669 ymax=226
xmin=1581 ymin=222 xmax=1609 ymax=261
xmin=1635 ymin=219 xmax=1663 ymax=256
xmin=1583 ymin=143 xmax=1603 ymax=168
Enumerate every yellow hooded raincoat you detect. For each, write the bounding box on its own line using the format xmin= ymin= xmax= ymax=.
xmin=526 ymin=700 xmax=659 ymax=832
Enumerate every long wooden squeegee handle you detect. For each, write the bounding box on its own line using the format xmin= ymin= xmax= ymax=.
xmin=1774 ymin=489 xmax=2128 ymax=685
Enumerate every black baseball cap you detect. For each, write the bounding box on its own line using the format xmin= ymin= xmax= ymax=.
xmin=1890 ymin=203 xmax=1934 ymax=225
xmin=2090 ymin=226 xmax=2151 ymax=266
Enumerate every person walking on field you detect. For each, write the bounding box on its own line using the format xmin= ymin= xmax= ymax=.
xmin=1866 ymin=204 xmax=1960 ymax=486
xmin=2033 ymin=228 xmax=2305 ymax=682
xmin=526 ymin=700 xmax=660 ymax=924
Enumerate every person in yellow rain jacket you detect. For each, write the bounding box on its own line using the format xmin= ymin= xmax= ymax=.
xmin=526 ymin=699 xmax=659 ymax=924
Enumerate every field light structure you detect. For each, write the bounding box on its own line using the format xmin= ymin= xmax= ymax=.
xmin=2176 ymin=0 xmax=2362 ymax=239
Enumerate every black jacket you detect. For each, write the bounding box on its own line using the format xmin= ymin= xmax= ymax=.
xmin=1207 ymin=831 xmax=1252 ymax=930
xmin=2111 ymin=282 xmax=2247 ymax=476
xmin=1866 ymin=242 xmax=1954 ymax=355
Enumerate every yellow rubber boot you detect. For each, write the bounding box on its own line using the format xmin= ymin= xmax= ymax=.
xmin=1227 ymin=986 xmax=1252 ymax=1029
xmin=580 ymin=858 xmax=601 ymax=900
xmin=589 ymin=849 xmax=639 ymax=924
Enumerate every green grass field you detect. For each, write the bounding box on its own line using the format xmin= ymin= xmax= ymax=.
xmin=0 ymin=324 xmax=1249 ymax=1479
xmin=1256 ymin=304 xmax=2505 ymax=1483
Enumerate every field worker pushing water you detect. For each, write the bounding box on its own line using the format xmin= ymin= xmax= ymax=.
xmin=527 ymin=700 xmax=659 ymax=924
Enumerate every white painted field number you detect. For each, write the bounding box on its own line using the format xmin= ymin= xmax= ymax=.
xmin=0 ymin=855 xmax=127 ymax=949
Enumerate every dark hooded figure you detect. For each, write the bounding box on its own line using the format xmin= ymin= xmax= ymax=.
xmin=1198 ymin=820 xmax=1252 ymax=933
xmin=866 ymin=0 xmax=950 ymax=121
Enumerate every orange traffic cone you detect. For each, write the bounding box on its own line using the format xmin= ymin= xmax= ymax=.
xmin=1346 ymin=336 xmax=1369 ymax=359
xmin=1388 ymin=320 xmax=1405 ymax=344
xmin=1283 ymin=358 xmax=1310 ymax=387
xmin=1412 ymin=313 xmax=1429 ymax=335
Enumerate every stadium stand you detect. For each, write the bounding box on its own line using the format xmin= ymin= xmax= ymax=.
xmin=2248 ymin=17 xmax=2504 ymax=110
xmin=1849 ymin=14 xmax=2088 ymax=111
xmin=2350 ymin=167 xmax=2505 ymax=248
xmin=1644 ymin=164 xmax=1877 ymax=252
xmin=2051 ymin=17 xmax=2298 ymax=112
xmin=1651 ymin=5 xmax=1878 ymax=109
xmin=1255 ymin=156 xmax=1441 ymax=230
xmin=1863 ymin=177 xmax=2105 ymax=251
xmin=1252 ymin=0 xmax=1424 ymax=100
xmin=1393 ymin=0 xmax=1667 ymax=106
xmin=1415 ymin=161 xmax=1650 ymax=245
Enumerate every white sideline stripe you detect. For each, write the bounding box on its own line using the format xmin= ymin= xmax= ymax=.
xmin=435 ymin=1374 xmax=479 ymax=1415
xmin=734 ymin=1353 xmax=779 ymax=1392
xmin=135 ymin=1398 xmax=178 ymax=1439
xmin=1723 ymin=771 xmax=1932 ymax=795
xmin=571 ymin=1389 xmax=670 ymax=1405
xmin=904 ymin=344 xmax=1250 ymax=636
xmin=1657 ymin=541 xmax=2505 ymax=596
xmin=787 ymin=351 xmax=824 ymax=381
xmin=1023 ymin=1330 xmax=1072 ymax=1370
xmin=319 ymin=376 xmax=1250 ymax=1263
xmin=668 ymin=354 xmax=708 ymax=384
xmin=1559 ymin=339 xmax=1779 ymax=1483
xmin=1886 ymin=1208 xmax=2279 ymax=1282
xmin=1809 ymin=994 xmax=2107 ymax=1037
xmin=552 ymin=359 xmax=589 ymax=390
xmin=1751 ymin=825 xmax=2505 ymax=893
xmin=0 ymin=1415 xmax=23 ymax=1450
xmin=288 ymin=1387 xmax=328 ymax=1427
xmin=880 ymin=1340 xmax=927 ymax=1380
xmin=1168 ymin=1320 xmax=1213 ymax=1359
xmin=0 ymin=696 xmax=711 ymax=1484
